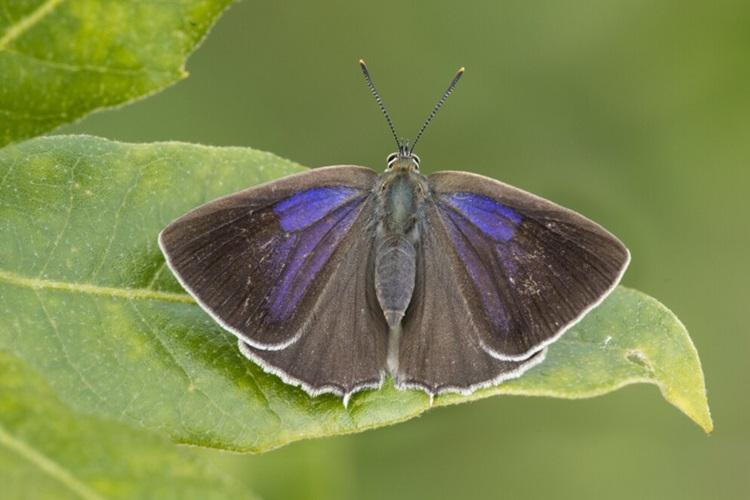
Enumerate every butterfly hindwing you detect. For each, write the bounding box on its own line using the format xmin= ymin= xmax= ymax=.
xmin=424 ymin=171 xmax=630 ymax=361
xmin=159 ymin=166 xmax=389 ymax=396
xmin=240 ymin=205 xmax=389 ymax=397
xmin=396 ymin=205 xmax=547 ymax=394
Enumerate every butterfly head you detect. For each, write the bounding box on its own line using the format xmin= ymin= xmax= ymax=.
xmin=359 ymin=59 xmax=463 ymax=173
xmin=386 ymin=144 xmax=421 ymax=172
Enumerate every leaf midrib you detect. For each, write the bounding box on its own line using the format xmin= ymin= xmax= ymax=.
xmin=0 ymin=423 xmax=103 ymax=500
xmin=0 ymin=0 xmax=65 ymax=50
xmin=0 ymin=268 xmax=193 ymax=304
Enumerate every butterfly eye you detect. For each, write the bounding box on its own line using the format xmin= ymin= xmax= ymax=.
xmin=386 ymin=153 xmax=399 ymax=167
xmin=412 ymin=154 xmax=421 ymax=168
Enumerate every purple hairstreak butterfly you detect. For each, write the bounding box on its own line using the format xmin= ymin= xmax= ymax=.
xmin=159 ymin=60 xmax=630 ymax=405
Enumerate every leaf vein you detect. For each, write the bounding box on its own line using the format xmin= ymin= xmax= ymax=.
xmin=0 ymin=0 xmax=65 ymax=50
xmin=37 ymin=157 xmax=80 ymax=278
xmin=129 ymin=301 xmax=249 ymax=433
xmin=2 ymin=46 xmax=171 ymax=77
xmin=0 ymin=156 xmax=18 ymax=190
xmin=90 ymin=160 xmax=147 ymax=279
xmin=0 ymin=106 xmax=69 ymax=121
xmin=32 ymin=289 xmax=105 ymax=406
xmin=0 ymin=424 xmax=103 ymax=500
xmin=146 ymin=260 xmax=167 ymax=289
xmin=129 ymin=300 xmax=193 ymax=386
xmin=0 ymin=268 xmax=193 ymax=304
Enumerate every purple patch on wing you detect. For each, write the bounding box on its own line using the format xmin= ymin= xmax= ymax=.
xmin=441 ymin=207 xmax=510 ymax=332
xmin=274 ymin=186 xmax=361 ymax=232
xmin=440 ymin=192 xmax=521 ymax=242
xmin=267 ymin=197 xmax=363 ymax=322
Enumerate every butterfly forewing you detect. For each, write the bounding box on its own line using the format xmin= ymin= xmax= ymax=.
xmin=159 ymin=166 xmax=389 ymax=395
xmin=425 ymin=171 xmax=630 ymax=361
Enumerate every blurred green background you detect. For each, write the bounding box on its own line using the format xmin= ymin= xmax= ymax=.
xmin=64 ymin=1 xmax=748 ymax=498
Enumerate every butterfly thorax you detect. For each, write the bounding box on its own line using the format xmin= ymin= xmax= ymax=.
xmin=378 ymin=171 xmax=426 ymax=232
xmin=373 ymin=171 xmax=428 ymax=329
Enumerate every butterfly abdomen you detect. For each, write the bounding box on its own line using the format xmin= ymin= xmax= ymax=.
xmin=375 ymin=234 xmax=416 ymax=328
xmin=373 ymin=172 xmax=427 ymax=329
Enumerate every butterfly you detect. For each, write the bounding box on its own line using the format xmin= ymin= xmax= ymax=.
xmin=159 ymin=60 xmax=630 ymax=406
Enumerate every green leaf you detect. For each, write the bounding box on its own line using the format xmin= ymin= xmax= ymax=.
xmin=435 ymin=286 xmax=713 ymax=432
xmin=0 ymin=0 xmax=233 ymax=146
xmin=0 ymin=135 xmax=712 ymax=454
xmin=0 ymin=351 xmax=257 ymax=499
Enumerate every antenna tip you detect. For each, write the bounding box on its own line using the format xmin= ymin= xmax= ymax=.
xmin=458 ymin=66 xmax=465 ymax=74
xmin=359 ymin=59 xmax=367 ymax=67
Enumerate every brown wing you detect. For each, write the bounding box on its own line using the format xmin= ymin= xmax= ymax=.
xmin=396 ymin=200 xmax=546 ymax=395
xmin=423 ymin=171 xmax=630 ymax=361
xmin=159 ymin=166 xmax=389 ymax=399
xmin=241 ymin=206 xmax=388 ymax=401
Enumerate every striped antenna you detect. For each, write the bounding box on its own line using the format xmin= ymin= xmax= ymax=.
xmin=410 ymin=67 xmax=464 ymax=153
xmin=359 ymin=59 xmax=402 ymax=149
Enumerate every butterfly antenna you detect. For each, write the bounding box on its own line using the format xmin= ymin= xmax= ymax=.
xmin=410 ymin=66 xmax=464 ymax=153
xmin=359 ymin=59 xmax=402 ymax=149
